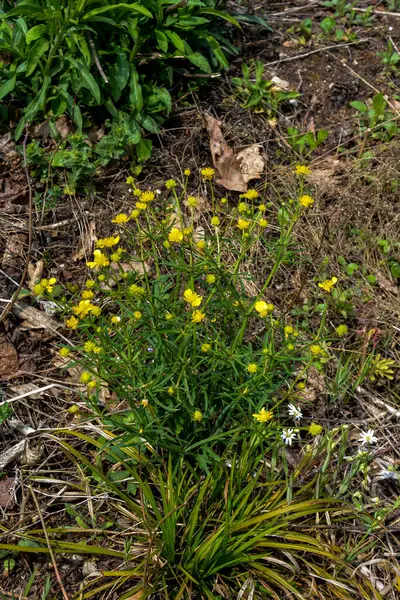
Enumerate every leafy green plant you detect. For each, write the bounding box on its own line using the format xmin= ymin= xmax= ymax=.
xmin=0 ymin=428 xmax=384 ymax=600
xmin=0 ymin=0 xmax=240 ymax=184
xmin=378 ymin=40 xmax=400 ymax=72
xmin=231 ymin=59 xmax=300 ymax=115
xmin=350 ymin=93 xmax=398 ymax=142
xmin=287 ymin=127 xmax=329 ymax=156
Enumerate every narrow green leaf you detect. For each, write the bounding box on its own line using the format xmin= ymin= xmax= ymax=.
xmin=198 ymin=8 xmax=240 ymax=28
xmin=116 ymin=52 xmax=130 ymax=92
xmin=165 ymin=30 xmax=185 ymax=53
xmin=129 ymin=67 xmax=143 ymax=112
xmin=83 ymin=3 xmax=152 ymax=20
xmin=73 ymin=104 xmax=83 ymax=130
xmin=26 ymin=24 xmax=47 ymax=45
xmin=26 ymin=39 xmax=49 ymax=76
xmin=155 ymin=29 xmax=168 ymax=53
xmin=0 ymin=76 xmax=16 ymax=101
xmin=187 ymin=51 xmax=211 ymax=73
xmin=67 ymin=57 xmax=101 ymax=104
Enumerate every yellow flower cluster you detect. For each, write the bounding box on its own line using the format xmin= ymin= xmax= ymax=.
xmin=252 ymin=407 xmax=273 ymax=423
xmin=87 ymin=250 xmax=110 ymax=270
xmin=33 ymin=277 xmax=57 ymax=295
xmin=254 ymin=300 xmax=274 ymax=317
xmin=318 ymin=277 xmax=338 ymax=293
xmin=96 ymin=236 xmax=120 ymax=249
xmin=184 ymin=289 xmax=202 ymax=307
xmin=200 ymin=167 xmax=215 ymax=181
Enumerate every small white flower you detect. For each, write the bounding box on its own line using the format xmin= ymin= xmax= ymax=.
xmin=358 ymin=429 xmax=378 ymax=445
xmin=281 ymin=429 xmax=296 ymax=446
xmin=288 ymin=403 xmax=302 ymax=421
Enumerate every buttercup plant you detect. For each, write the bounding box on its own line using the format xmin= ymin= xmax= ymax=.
xmin=39 ymin=166 xmax=384 ymax=460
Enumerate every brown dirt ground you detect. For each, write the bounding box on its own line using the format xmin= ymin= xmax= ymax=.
xmin=1 ymin=1 xmax=400 ymax=598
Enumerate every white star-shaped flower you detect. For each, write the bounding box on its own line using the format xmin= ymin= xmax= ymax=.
xmin=288 ymin=403 xmax=303 ymax=421
xmin=358 ymin=429 xmax=378 ymax=445
xmin=281 ymin=429 xmax=296 ymax=446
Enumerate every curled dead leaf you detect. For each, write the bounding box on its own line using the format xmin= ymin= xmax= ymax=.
xmin=203 ymin=113 xmax=265 ymax=192
xmin=72 ymin=220 xmax=97 ymax=262
xmin=0 ymin=329 xmax=19 ymax=381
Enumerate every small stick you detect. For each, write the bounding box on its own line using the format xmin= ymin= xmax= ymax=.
xmin=0 ymin=383 xmax=77 ymax=408
xmin=0 ymin=130 xmax=33 ymax=323
xmin=264 ymin=39 xmax=369 ymax=67
xmin=29 ymin=485 xmax=71 ymax=600
xmin=87 ymin=33 xmax=108 ymax=83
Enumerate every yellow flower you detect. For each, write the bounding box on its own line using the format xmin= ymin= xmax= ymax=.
xmin=111 ymin=316 xmax=121 ymax=324
xmin=85 ymin=280 xmax=95 ymax=288
xmin=201 ymin=343 xmax=211 ymax=353
xmin=287 ymin=343 xmax=294 ymax=351
xmin=87 ymin=250 xmax=110 ymax=270
xmin=258 ymin=204 xmax=266 ymax=211
xmin=136 ymin=202 xmax=147 ymax=210
xmin=80 ymin=372 xmax=91 ymax=383
xmin=167 ymin=386 xmax=175 ymax=395
xmin=110 ymin=247 xmax=125 ymax=262
xmin=310 ymin=344 xmax=323 ymax=355
xmin=299 ymin=195 xmax=314 ymax=208
xmin=259 ymin=218 xmax=268 ymax=228
xmin=126 ymin=176 xmax=135 ymax=185
xmin=111 ymin=213 xmax=130 ymax=224
xmin=206 ymin=274 xmax=216 ymax=284
xmin=297 ymin=382 xmax=306 ymax=390
xmin=184 ymin=169 xmax=191 ymax=176
xmin=252 ymin=408 xmax=273 ymax=423
xmin=294 ymin=165 xmax=311 ymax=175
xmin=193 ymin=410 xmax=203 ymax=422
xmin=130 ymin=209 xmax=140 ymax=219
xmin=183 ymin=227 xmax=193 ymax=236
xmin=129 ymin=284 xmax=145 ymax=297
xmin=72 ymin=300 xmax=93 ymax=318
xmin=133 ymin=188 xmax=141 ymax=197
xmin=196 ymin=240 xmax=206 ymax=250
xmin=187 ymin=196 xmax=198 ymax=208
xmin=284 ymin=325 xmax=294 ymax=335
xmin=309 ymin=423 xmax=323 ymax=436
xmin=220 ymin=197 xmax=228 ymax=204
xmin=318 ymin=277 xmax=338 ymax=293
xmin=192 ymin=310 xmax=205 ymax=323
xmin=96 ymin=235 xmax=120 ymax=248
xmin=59 ymin=347 xmax=70 ymax=358
xmin=134 ymin=311 xmax=142 ymax=319
xmin=141 ymin=399 xmax=149 ymax=407
xmin=65 ymin=316 xmax=79 ymax=329
xmin=91 ymin=306 xmax=101 ymax=317
xmin=211 ymin=216 xmax=220 ymax=227
xmin=163 ymin=240 xmax=171 ymax=249
xmin=168 ymin=228 xmax=184 ymax=243
xmin=247 ymin=363 xmax=258 ymax=374
xmin=82 ymin=290 xmax=94 ymax=300
xmin=200 ymin=167 xmax=215 ymax=181
xmin=237 ymin=218 xmax=250 ymax=230
xmin=33 ymin=283 xmax=44 ymax=295
xmin=336 ymin=324 xmax=348 ymax=336
xmin=165 ymin=179 xmax=177 ymax=189
xmin=141 ymin=190 xmax=155 ymax=202
xmin=87 ymin=380 xmax=97 ymax=389
xmin=165 ymin=312 xmax=173 ymax=320
xmin=243 ymin=189 xmax=259 ymax=200
xmin=184 ymin=289 xmax=202 ymax=307
xmin=97 ymin=274 xmax=105 ymax=282
xmin=254 ymin=300 xmax=274 ymax=317
xmin=84 ymin=341 xmax=101 ymax=354
xmin=238 ymin=202 xmax=247 ymax=213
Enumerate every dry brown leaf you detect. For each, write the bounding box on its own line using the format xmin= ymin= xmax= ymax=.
xmin=306 ymin=158 xmax=342 ymax=195
xmin=270 ymin=75 xmax=291 ymax=92
xmin=203 ymin=113 xmax=264 ymax=192
xmin=375 ymin=271 xmax=398 ymax=295
xmin=72 ymin=220 xmax=97 ymax=262
xmin=0 ymin=329 xmax=19 ymax=380
xmin=0 ymin=477 xmax=15 ymax=508
xmin=16 ymin=304 xmax=61 ymax=331
xmin=27 ymin=260 xmax=44 ymax=290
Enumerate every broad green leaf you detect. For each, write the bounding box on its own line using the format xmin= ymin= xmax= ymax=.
xmin=372 ymin=92 xmax=386 ymax=115
xmin=165 ymin=30 xmax=185 ymax=53
xmin=26 ymin=39 xmax=49 ymax=76
xmin=116 ymin=52 xmax=129 ymax=93
xmin=105 ymin=97 xmax=118 ymax=118
xmin=137 ymin=138 xmax=152 ymax=163
xmin=72 ymin=33 xmax=91 ymax=67
xmin=198 ymin=8 xmax=240 ymax=28
xmin=67 ymin=57 xmax=101 ymax=104
xmin=83 ymin=3 xmax=152 ymax=21
xmin=129 ymin=67 xmax=143 ymax=112
xmin=26 ymin=24 xmax=47 ymax=44
xmin=235 ymin=14 xmax=273 ymax=30
xmin=0 ymin=76 xmax=16 ymax=101
xmin=187 ymin=52 xmax=211 ymax=73
xmin=138 ymin=114 xmax=159 ymax=134
xmin=154 ymin=87 xmax=171 ymax=113
xmin=175 ymin=17 xmax=209 ymax=28
xmin=155 ymin=29 xmax=168 ymax=53
xmin=350 ymin=100 xmax=368 ymax=113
